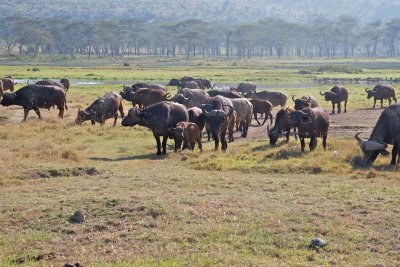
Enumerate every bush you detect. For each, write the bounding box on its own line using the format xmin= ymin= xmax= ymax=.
xmin=315 ymin=65 xmax=363 ymax=74
xmin=32 ymin=67 xmax=40 ymax=72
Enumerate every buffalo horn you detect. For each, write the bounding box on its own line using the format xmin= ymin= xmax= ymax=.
xmin=365 ymin=88 xmax=369 ymax=93
xmin=305 ymin=95 xmax=311 ymax=102
xmin=319 ymin=91 xmax=326 ymax=96
xmin=292 ymin=95 xmax=296 ymax=102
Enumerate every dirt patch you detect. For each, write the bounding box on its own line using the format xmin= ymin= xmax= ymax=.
xmin=12 ymin=252 xmax=57 ymax=264
xmin=28 ymin=167 xmax=104 ymax=179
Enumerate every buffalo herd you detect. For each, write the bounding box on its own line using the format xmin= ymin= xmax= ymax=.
xmin=0 ymin=75 xmax=399 ymax=166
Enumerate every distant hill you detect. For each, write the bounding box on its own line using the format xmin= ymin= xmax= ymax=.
xmin=4 ymin=0 xmax=400 ymax=23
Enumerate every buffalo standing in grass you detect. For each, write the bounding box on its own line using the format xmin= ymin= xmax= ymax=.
xmin=267 ymin=107 xmax=297 ymax=145
xmin=231 ymin=98 xmax=253 ymax=138
xmin=292 ymin=95 xmax=318 ymax=110
xmin=121 ymin=102 xmax=189 ymax=155
xmin=246 ymin=91 xmax=287 ymax=107
xmin=168 ymin=88 xmax=210 ymax=108
xmin=365 ymin=85 xmax=397 ymax=109
xmin=35 ymin=79 xmax=67 ymax=91
xmin=320 ymin=86 xmax=348 ymax=114
xmin=188 ymin=107 xmax=206 ymax=133
xmin=355 ymin=104 xmax=400 ymax=165
xmin=236 ymin=82 xmax=256 ymax=94
xmin=250 ymin=99 xmax=273 ymax=126
xmin=0 ymin=85 xmax=67 ymax=121
xmin=124 ymin=88 xmax=169 ymax=108
xmin=168 ymin=122 xmax=202 ymax=152
xmin=289 ymin=107 xmax=330 ymax=152
xmin=201 ymin=96 xmax=234 ymax=150
xmin=75 ymin=92 xmax=124 ymax=126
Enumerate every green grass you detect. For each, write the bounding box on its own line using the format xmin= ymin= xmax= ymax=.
xmin=0 ymin=57 xmax=400 ymax=266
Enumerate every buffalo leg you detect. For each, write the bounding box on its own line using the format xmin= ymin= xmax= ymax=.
xmin=331 ymin=102 xmax=335 ymax=114
xmin=197 ymin=136 xmax=203 ymax=151
xmin=254 ymin=113 xmax=261 ymax=126
xmin=344 ymin=100 xmax=347 ymax=113
xmin=388 ymin=98 xmax=392 ymax=106
xmin=113 ymin=113 xmax=118 ymax=126
xmin=161 ymin=135 xmax=168 ymax=154
xmin=309 ymin=137 xmax=317 ymax=151
xmin=23 ymin=107 xmax=29 ymax=122
xmin=91 ymin=120 xmax=95 ymax=125
xmin=119 ymin=103 xmax=125 ymax=118
xmin=391 ymin=143 xmax=398 ymax=165
xmin=269 ymin=113 xmax=273 ymax=125
xmin=337 ymin=102 xmax=341 ymax=114
xmin=322 ymin=134 xmax=327 ymax=150
xmin=300 ymin=138 xmax=305 ymax=152
xmin=285 ymin=131 xmax=290 ymax=143
xmin=261 ymin=113 xmax=268 ymax=126
xmin=373 ymin=98 xmax=376 ymax=109
xmin=33 ymin=107 xmax=42 ymax=120
xmin=213 ymin=133 xmax=219 ymax=150
xmin=293 ymin=128 xmax=298 ymax=140
xmin=154 ymin=134 xmax=162 ymax=155
xmin=381 ymin=99 xmax=383 ymax=108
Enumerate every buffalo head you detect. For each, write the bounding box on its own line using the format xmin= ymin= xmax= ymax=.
xmin=289 ymin=110 xmax=312 ymax=127
xmin=202 ymin=104 xmax=234 ymax=138
xmin=75 ymin=107 xmax=94 ymax=125
xmin=293 ymin=95 xmax=311 ymax=110
xmin=365 ymin=88 xmax=374 ymax=99
xmin=121 ymin=107 xmax=141 ymax=126
xmin=267 ymin=124 xmax=279 ymax=146
xmin=354 ymin=132 xmax=389 ymax=165
xmin=0 ymin=92 xmax=18 ymax=106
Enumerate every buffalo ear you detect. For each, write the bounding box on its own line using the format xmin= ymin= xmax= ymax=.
xmin=380 ymin=150 xmax=390 ymax=156
xmin=168 ymin=127 xmax=175 ymax=134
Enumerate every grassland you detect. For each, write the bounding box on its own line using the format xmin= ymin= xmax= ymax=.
xmin=0 ymin=57 xmax=399 ymax=266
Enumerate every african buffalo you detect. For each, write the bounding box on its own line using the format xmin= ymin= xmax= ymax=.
xmin=267 ymin=107 xmax=297 ymax=145
xmin=365 ymin=85 xmax=397 ymax=109
xmin=250 ymin=99 xmax=273 ymax=126
xmin=168 ymin=88 xmax=210 ymax=108
xmin=201 ymin=96 xmax=234 ymax=150
xmin=2 ymin=77 xmax=15 ymax=93
xmin=0 ymin=85 xmax=67 ymax=121
xmin=132 ymin=83 xmax=166 ymax=92
xmin=289 ymin=107 xmax=329 ymax=152
xmin=125 ymin=88 xmax=169 ymax=108
xmin=231 ymin=98 xmax=253 ymax=138
xmin=121 ymin=102 xmax=189 ymax=155
xmin=188 ymin=107 xmax=206 ymax=133
xmin=167 ymin=79 xmax=181 ymax=86
xmin=75 ymin=92 xmax=124 ymax=126
xmin=207 ymin=88 xmax=242 ymax=99
xmin=320 ymin=86 xmax=348 ymax=114
xmin=247 ymin=91 xmax=287 ymax=107
xmin=292 ymin=95 xmax=318 ymax=110
xmin=179 ymin=81 xmax=199 ymax=89
xmin=355 ymin=104 xmax=400 ymax=165
xmin=35 ymin=80 xmax=66 ymax=91
xmin=168 ymin=122 xmax=202 ymax=152
xmin=236 ymin=82 xmax=256 ymax=94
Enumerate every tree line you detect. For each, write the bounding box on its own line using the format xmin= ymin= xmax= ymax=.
xmin=1 ymin=16 xmax=400 ymax=59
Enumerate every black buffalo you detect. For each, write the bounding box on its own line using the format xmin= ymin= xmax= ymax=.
xmin=267 ymin=107 xmax=297 ymax=145
xmin=75 ymin=92 xmax=124 ymax=126
xmin=121 ymin=102 xmax=189 ymax=155
xmin=0 ymin=85 xmax=67 ymax=121
xmin=320 ymin=86 xmax=348 ymax=114
xmin=289 ymin=107 xmax=330 ymax=152
xmin=201 ymin=96 xmax=234 ymax=150
xmin=365 ymin=85 xmax=397 ymax=109
xmin=355 ymin=104 xmax=400 ymax=165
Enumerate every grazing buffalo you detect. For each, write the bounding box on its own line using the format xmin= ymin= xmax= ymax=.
xmin=168 ymin=122 xmax=202 ymax=152
xmin=247 ymin=91 xmax=287 ymax=107
xmin=231 ymin=98 xmax=253 ymax=138
xmin=207 ymin=89 xmax=242 ymax=99
xmin=201 ymin=96 xmax=234 ymax=150
xmin=121 ymin=102 xmax=189 ymax=155
xmin=236 ymin=82 xmax=256 ymax=94
xmin=320 ymin=86 xmax=348 ymax=114
xmin=169 ymin=88 xmax=210 ymax=108
xmin=2 ymin=77 xmax=15 ymax=93
xmin=167 ymin=79 xmax=181 ymax=86
xmin=35 ymin=79 xmax=66 ymax=91
xmin=365 ymin=85 xmax=397 ymax=109
xmin=250 ymin=99 xmax=273 ymax=126
xmin=292 ymin=95 xmax=318 ymax=110
xmin=125 ymin=88 xmax=169 ymax=108
xmin=0 ymin=85 xmax=67 ymax=121
xmin=267 ymin=107 xmax=297 ymax=145
xmin=355 ymin=104 xmax=400 ymax=165
xmin=75 ymin=92 xmax=124 ymax=126
xmin=289 ymin=107 xmax=329 ymax=152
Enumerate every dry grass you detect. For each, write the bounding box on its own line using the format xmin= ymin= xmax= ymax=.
xmin=0 ymin=60 xmax=399 ymax=266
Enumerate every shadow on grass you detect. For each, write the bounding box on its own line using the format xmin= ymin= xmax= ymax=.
xmin=90 ymin=153 xmax=167 ymax=161
xmin=350 ymin=155 xmax=397 ymax=171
